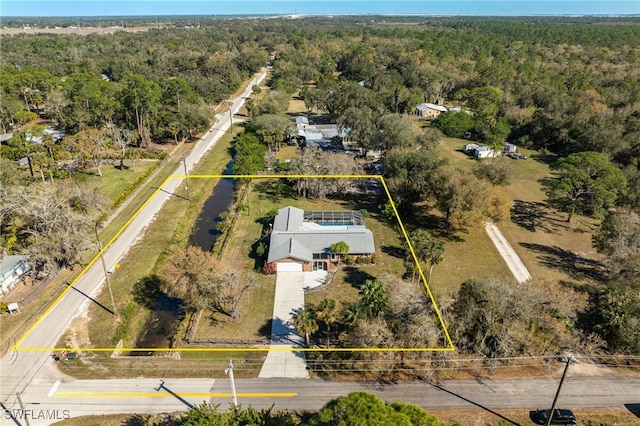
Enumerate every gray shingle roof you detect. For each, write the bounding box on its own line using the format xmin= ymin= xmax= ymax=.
xmin=267 ymin=206 xmax=375 ymax=263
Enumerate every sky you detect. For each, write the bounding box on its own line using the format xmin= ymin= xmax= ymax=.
xmin=1 ymin=1 xmax=638 ymax=18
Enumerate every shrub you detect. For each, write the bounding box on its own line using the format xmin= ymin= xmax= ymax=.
xmin=262 ymin=262 xmax=276 ymax=275
xmin=256 ymin=241 xmax=267 ymax=259
xmin=0 ymin=301 xmax=8 ymax=314
xmin=216 ymin=220 xmax=231 ymax=233
xmin=345 ymin=255 xmax=355 ymax=265
xmin=360 ymin=209 xmax=370 ymax=219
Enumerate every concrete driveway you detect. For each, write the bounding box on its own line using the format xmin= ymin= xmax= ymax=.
xmin=258 ymin=272 xmax=309 ymax=378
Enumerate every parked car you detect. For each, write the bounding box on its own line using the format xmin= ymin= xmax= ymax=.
xmin=530 ymin=408 xmax=577 ymax=425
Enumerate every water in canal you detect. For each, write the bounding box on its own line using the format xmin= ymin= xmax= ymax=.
xmin=188 ymin=159 xmax=236 ymax=251
xmin=131 ymin=159 xmax=236 ymax=353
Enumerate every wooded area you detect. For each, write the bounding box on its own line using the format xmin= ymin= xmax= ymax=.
xmin=1 ymin=16 xmax=639 ymax=363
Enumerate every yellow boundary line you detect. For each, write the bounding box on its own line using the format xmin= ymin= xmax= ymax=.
xmin=15 ymin=174 xmax=454 ymax=353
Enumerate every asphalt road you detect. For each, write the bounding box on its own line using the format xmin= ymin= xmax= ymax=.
xmin=0 ymin=69 xmax=267 ymax=425
xmin=3 ymin=376 xmax=640 ymax=425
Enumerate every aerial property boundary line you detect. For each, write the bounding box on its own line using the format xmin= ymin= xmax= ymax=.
xmin=14 ymin=174 xmax=455 ymax=353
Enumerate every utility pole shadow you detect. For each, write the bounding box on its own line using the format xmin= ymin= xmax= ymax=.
xmin=431 ymin=383 xmax=521 ymax=426
xmin=0 ymin=401 xmax=22 ymax=426
xmin=155 ymin=380 xmax=194 ymax=409
xmin=153 ymin=187 xmax=190 ymax=201
xmin=65 ymin=282 xmax=114 ymax=315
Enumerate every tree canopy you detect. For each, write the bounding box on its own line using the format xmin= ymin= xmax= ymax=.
xmin=547 ymin=151 xmax=627 ymax=222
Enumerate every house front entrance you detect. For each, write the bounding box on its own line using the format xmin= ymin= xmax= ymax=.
xmin=312 ymin=261 xmax=327 ymax=271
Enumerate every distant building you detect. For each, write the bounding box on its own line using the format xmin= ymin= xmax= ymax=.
xmin=415 ymin=103 xmax=448 ymax=118
xmin=504 ymin=143 xmax=517 ymax=153
xmin=0 ymin=255 xmax=31 ymax=295
xmin=267 ymin=206 xmax=375 ymax=272
xmin=464 ymin=143 xmax=496 ymax=159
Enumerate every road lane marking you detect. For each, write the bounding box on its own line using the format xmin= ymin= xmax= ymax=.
xmin=55 ymin=392 xmax=296 ymax=398
xmin=48 ymin=380 xmax=61 ymax=397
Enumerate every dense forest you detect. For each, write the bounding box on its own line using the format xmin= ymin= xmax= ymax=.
xmin=1 ymin=16 xmax=639 ymax=360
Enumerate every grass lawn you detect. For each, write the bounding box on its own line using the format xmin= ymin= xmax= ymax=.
xmin=194 ymin=178 xmax=413 ymax=343
xmin=276 ymin=145 xmax=299 ymax=163
xmin=435 ymin=137 xmax=604 ymax=295
xmin=77 ymin=159 xmax=158 ymax=202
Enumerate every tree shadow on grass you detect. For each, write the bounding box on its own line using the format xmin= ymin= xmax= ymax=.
xmin=511 ymin=200 xmax=554 ymax=233
xmin=259 ymin=318 xmax=272 ymax=340
xmin=253 ymin=179 xmax=298 ymax=203
xmin=381 ymin=245 xmax=406 ymax=259
xmin=519 ymin=242 xmax=606 ymax=282
xmin=342 ymin=266 xmax=376 ymax=289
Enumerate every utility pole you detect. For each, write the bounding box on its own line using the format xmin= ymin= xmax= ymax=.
xmin=181 ymin=155 xmax=190 ymax=203
xmin=224 ymin=359 xmax=238 ymax=407
xmin=95 ymin=224 xmax=117 ymax=317
xmin=227 ymin=100 xmax=234 ymax=133
xmin=546 ymin=356 xmax=572 ymax=426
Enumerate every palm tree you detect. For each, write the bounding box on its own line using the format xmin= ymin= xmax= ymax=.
xmin=343 ymin=302 xmax=363 ymax=327
xmin=427 ymin=239 xmax=444 ymax=286
xmin=292 ymin=308 xmax=318 ymax=347
xmin=409 ymin=229 xmax=445 ymax=285
xmin=317 ymin=298 xmax=338 ymax=348
xmin=359 ymin=279 xmax=388 ymax=318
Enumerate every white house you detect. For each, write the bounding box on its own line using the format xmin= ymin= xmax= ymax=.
xmin=267 ymin=207 xmax=375 ymax=272
xmin=0 ymin=255 xmax=31 ymax=295
xmin=464 ymin=143 xmax=496 ymax=159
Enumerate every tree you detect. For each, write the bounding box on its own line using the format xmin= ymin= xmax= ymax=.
xmin=432 ymin=169 xmax=491 ymax=231
xmin=359 ymin=279 xmax=388 ymax=319
xmin=409 ymin=229 xmax=444 ymax=285
xmin=160 ymin=246 xmax=248 ymax=319
xmin=593 ymin=208 xmax=640 ymax=279
xmin=11 ymin=184 xmax=107 ymax=274
xmin=250 ymin=114 xmax=295 ymax=152
xmin=119 ymin=74 xmax=161 ymax=148
xmin=161 ymin=245 xmax=218 ymax=312
xmin=316 ymin=298 xmax=338 ymax=348
xmin=474 ymin=157 xmax=514 ymax=186
xmin=292 ymin=307 xmax=318 ymax=347
xmin=61 ymin=128 xmax=110 ymax=176
xmin=384 ymin=148 xmax=444 ymax=215
xmin=329 ymin=241 xmax=349 ymax=265
xmin=111 ymin=127 xmax=134 ymax=170
xmin=176 ymin=402 xmax=224 ymax=426
xmin=588 ymin=283 xmax=640 ymax=354
xmin=547 ymin=151 xmax=627 ymax=222
xmin=432 ymin=111 xmax=475 ymax=138
xmin=290 ymin=148 xmax=359 ymax=197
xmin=308 ymin=392 xmax=443 ymax=426
xmin=451 ymin=278 xmax=583 ymax=358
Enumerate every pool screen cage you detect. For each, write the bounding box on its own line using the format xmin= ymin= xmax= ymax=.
xmin=303 ymin=210 xmax=365 ymax=226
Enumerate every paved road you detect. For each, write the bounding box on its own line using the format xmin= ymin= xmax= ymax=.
xmin=4 ymin=375 xmax=640 ymax=424
xmin=0 ymin=69 xmax=268 ymax=424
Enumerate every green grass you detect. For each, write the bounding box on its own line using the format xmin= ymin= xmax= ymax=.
xmin=193 ymin=178 xmax=412 ymax=343
xmin=434 ymin=137 xmax=604 ymax=294
xmin=78 ymin=159 xmax=158 ymax=202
